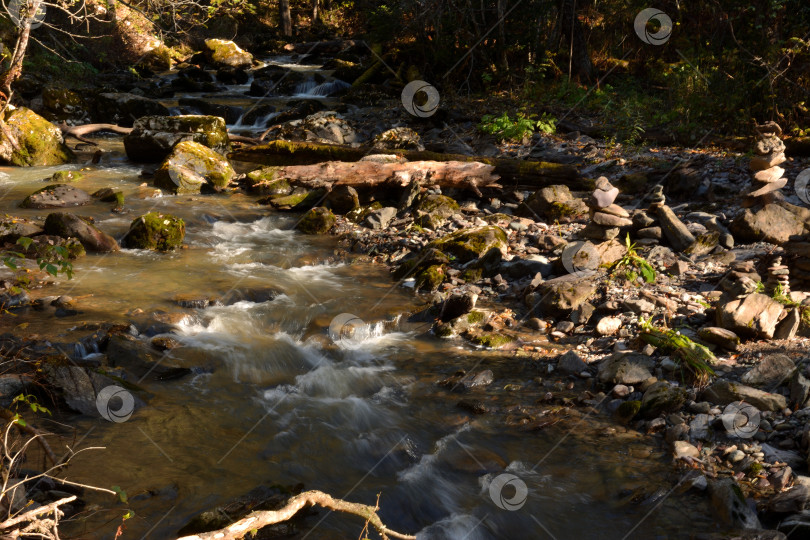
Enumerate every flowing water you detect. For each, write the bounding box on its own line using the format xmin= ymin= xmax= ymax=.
xmin=0 ymin=54 xmax=722 ymax=539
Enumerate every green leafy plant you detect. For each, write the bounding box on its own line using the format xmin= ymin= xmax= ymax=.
xmin=611 ymin=235 xmax=656 ymax=283
xmin=639 ymin=317 xmax=716 ymax=385
xmin=478 ymin=111 xmax=557 ymax=142
xmin=3 ymin=237 xmax=74 ymax=279
xmin=9 ymin=393 xmax=51 ymax=427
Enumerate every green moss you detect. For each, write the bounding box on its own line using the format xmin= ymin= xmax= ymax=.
xmin=3 ymin=107 xmax=74 ymax=166
xmin=415 ymin=264 xmax=446 ymax=291
xmin=346 ymin=201 xmax=383 ymax=223
xmin=50 ymin=170 xmax=83 ymax=183
xmin=471 ymin=333 xmax=514 ymax=348
xmin=416 ymin=194 xmax=459 ymax=215
xmin=435 ymin=324 xmax=454 ymax=338
xmin=114 ymin=192 xmax=125 ymax=207
xmin=614 ymin=400 xmax=642 ymax=423
xmin=547 ymin=201 xmax=581 ymax=220
xmin=461 ymin=268 xmax=483 ymax=282
xmin=297 ymin=207 xmax=336 ymax=235
xmin=467 ymin=310 xmax=485 ymax=324
xmin=124 ymin=212 xmax=185 ymax=251
xmin=267 ymin=188 xmax=327 ymax=210
xmin=429 ymin=226 xmax=508 ymax=263
xmin=154 ymin=140 xmax=235 ymax=194
xmin=747 ymin=462 xmax=764 ymax=476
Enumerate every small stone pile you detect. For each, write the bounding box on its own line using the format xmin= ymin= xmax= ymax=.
xmin=765 ymin=256 xmax=790 ymax=296
xmin=582 ymin=176 xmax=631 ymax=241
xmin=746 ymin=121 xmax=787 ymax=203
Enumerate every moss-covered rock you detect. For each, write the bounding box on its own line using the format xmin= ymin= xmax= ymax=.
xmin=245 ymin=167 xmax=293 ymax=196
xmin=297 ymin=207 xmax=336 ymax=235
xmin=21 ymin=235 xmax=85 ymax=260
xmin=124 ymin=115 xmax=231 ymax=162
xmin=415 ymin=264 xmax=447 ymax=291
xmin=614 ymin=400 xmax=642 ymax=423
xmin=154 ymin=141 xmax=235 ymax=195
xmin=346 ymin=201 xmax=383 ymax=223
xmin=0 ymin=106 xmax=74 ymax=166
xmin=517 ymin=185 xmax=587 ymax=222
xmin=471 ymin=333 xmax=515 ymax=349
xmin=123 ymin=212 xmax=185 ymax=251
xmin=640 ymin=381 xmax=687 ymax=419
xmin=49 ymin=170 xmax=83 ymax=183
xmin=414 ymin=193 xmax=459 ymax=228
xmin=429 ymin=226 xmax=508 ymax=263
xmin=264 ymin=188 xmax=327 ymax=210
xmin=204 ymin=39 xmax=253 ymax=68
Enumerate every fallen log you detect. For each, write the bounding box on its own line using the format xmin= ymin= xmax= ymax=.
xmin=176 ymin=489 xmax=415 ymax=540
xmin=57 ymin=123 xmax=262 ymax=147
xmin=229 ymin=140 xmax=587 ymax=189
xmin=251 ymin=160 xmax=500 ymax=196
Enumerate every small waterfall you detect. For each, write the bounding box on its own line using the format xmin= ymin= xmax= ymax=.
xmin=307 ymin=79 xmax=351 ymax=97
xmin=293 ymin=78 xmax=319 ymax=95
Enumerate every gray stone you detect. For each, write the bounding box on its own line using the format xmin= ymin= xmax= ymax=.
xmin=557 ymin=350 xmax=588 ymax=374
xmin=364 ymin=207 xmax=397 ymax=230
xmin=598 ymin=353 xmax=654 ymax=385
xmin=21 ymin=184 xmax=91 ymax=209
xmin=709 ymin=478 xmax=762 ymax=529
xmin=702 ymin=380 xmax=787 ymax=412
xmin=673 ymin=440 xmax=699 ymax=459
xmin=768 ymin=486 xmax=810 ymax=514
xmin=0 ymin=218 xmax=43 ymax=242
xmin=656 ymin=205 xmax=696 ymax=250
xmin=790 ymin=370 xmax=810 ymax=409
xmin=535 ymin=274 xmax=598 ymax=317
xmin=741 ymin=354 xmax=796 ymax=388
xmin=717 ymin=293 xmax=785 ymax=339
xmin=640 ymin=381 xmax=687 ymax=418
xmin=44 ymin=212 xmax=119 ymax=252
xmin=698 ymin=327 xmax=741 ymax=351
xmin=730 ymin=204 xmax=805 ymax=245
xmin=774 ymin=308 xmax=801 ymax=340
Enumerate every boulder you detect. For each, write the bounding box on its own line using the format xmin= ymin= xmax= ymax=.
xmin=92 ymin=93 xmax=170 ymax=126
xmin=429 ymin=226 xmax=508 ymax=263
xmin=740 ymin=354 xmax=796 ymax=388
xmin=597 ymin=353 xmax=654 ymax=385
xmin=730 ymin=204 xmax=805 ymax=245
xmin=640 ymin=381 xmax=687 ymax=418
xmin=557 ymin=350 xmax=588 ymax=374
xmin=0 ymin=218 xmax=43 ymax=242
xmin=363 ymin=207 xmax=396 ymax=230
xmin=414 ymin=194 xmax=459 ymax=228
xmin=154 ymin=140 xmax=235 ymax=194
xmin=178 ymin=97 xmax=242 ymax=124
xmin=44 ymin=213 xmax=119 ymax=252
xmin=0 ymin=106 xmax=73 ymax=166
xmin=702 ymin=380 xmax=787 ymax=411
xmin=270 ymin=111 xmax=359 ymax=146
xmin=717 ymin=293 xmax=785 ymax=339
xmin=708 ymin=478 xmax=762 ymax=529
xmin=123 ymin=212 xmax=185 ymax=251
xmin=43 ymin=365 xmax=133 ymax=417
xmin=533 ymin=273 xmax=598 ymax=317
xmin=21 ymin=184 xmax=91 ymax=209
xmin=124 ymin=115 xmax=231 ymax=162
xmin=204 ymin=39 xmax=253 ymax=68
xmin=297 ymin=207 xmax=336 ymax=234
xmin=518 ymin=185 xmax=587 ymax=222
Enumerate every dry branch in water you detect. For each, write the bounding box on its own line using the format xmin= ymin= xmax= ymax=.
xmin=176 ymin=490 xmax=416 ymax=540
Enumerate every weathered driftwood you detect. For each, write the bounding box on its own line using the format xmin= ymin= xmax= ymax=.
xmin=176 ymin=490 xmax=415 ymax=540
xmin=58 ymin=123 xmax=133 ymax=145
xmin=229 ymin=140 xmax=585 ymax=189
xmin=254 ymin=160 xmax=500 ymax=195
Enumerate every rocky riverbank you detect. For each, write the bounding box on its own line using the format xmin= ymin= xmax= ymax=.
xmin=2 ymin=38 xmax=810 ymax=538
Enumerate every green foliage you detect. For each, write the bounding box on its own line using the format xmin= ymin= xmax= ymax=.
xmin=611 ymin=235 xmax=655 ymax=284
xmin=639 ymin=317 xmax=716 ymax=385
xmin=12 ymin=394 xmax=51 ymax=416
xmin=478 ymin=111 xmax=556 ymax=142
xmin=2 ymin=237 xmax=74 ymax=280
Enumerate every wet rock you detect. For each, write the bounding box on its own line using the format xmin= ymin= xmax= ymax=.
xmin=363 ymin=207 xmax=397 ymax=230
xmin=21 ymin=184 xmax=91 ymax=209
xmin=702 ymin=380 xmax=787 ymax=412
xmin=0 ymin=218 xmax=43 ymax=242
xmin=439 ymin=292 xmax=478 ymax=322
xmin=265 ymin=188 xmax=327 ymax=211
xmin=154 ymin=140 xmax=235 ymax=195
xmin=123 ymin=212 xmax=185 ymax=251
xmin=557 ymin=350 xmax=588 ymax=375
xmin=93 ymin=93 xmax=170 ymax=127
xmin=740 ymin=354 xmax=795 ymax=387
xmin=597 ymin=353 xmax=654 ymax=385
xmin=0 ymin=106 xmax=74 ymax=166
xmin=708 ymin=478 xmax=762 ymax=529
xmin=107 ymin=333 xmax=191 ymax=380
xmin=215 ymin=66 xmax=249 ymax=84
xmin=297 ymin=207 xmax=336 ymax=234
xmin=730 ymin=204 xmax=805 ymax=245
xmin=768 ymin=486 xmax=810 ymax=514
xmin=640 ymin=381 xmax=687 ymax=418
xmin=124 ymin=115 xmax=231 ymax=162
xmin=534 ymin=274 xmax=598 ymax=317
xmin=717 ymin=293 xmax=784 ymax=339
xmin=177 ymin=97 xmax=242 ymax=124
xmin=41 ymin=87 xmax=90 ymax=123
xmin=220 ymin=288 xmax=283 ymax=305
xmin=43 ymin=213 xmax=119 ymax=252
xmin=518 ymin=185 xmax=587 ymax=222
xmin=43 ymin=364 xmax=136 ymax=417
xmin=324 ymin=185 xmax=359 ymax=214
xmin=777 ymin=512 xmax=810 ymax=536
xmin=204 ymin=39 xmax=253 ymax=68
xmin=429 ymin=226 xmax=508 ymax=263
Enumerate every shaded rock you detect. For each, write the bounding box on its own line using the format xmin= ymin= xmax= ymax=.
xmin=534 ymin=274 xmax=598 ymax=317
xmin=709 ymin=478 xmax=762 ymax=529
xmin=43 ymin=364 xmax=139 ymax=417
xmin=0 ymin=218 xmax=43 ymax=242
xmin=123 ymin=212 xmax=185 ymax=251
xmin=21 ymin=184 xmax=91 ymax=209
xmin=178 ymin=97 xmax=242 ymax=124
xmin=702 ymin=380 xmax=787 ymax=412
xmin=414 ymin=194 xmax=459 ymax=228
xmin=717 ymin=293 xmax=785 ymax=339
xmin=154 ymin=140 xmax=235 ymax=194
xmin=297 ymin=207 xmax=336 ymax=234
xmin=106 ymin=333 xmax=191 ymax=380
xmin=774 ymin=308 xmax=801 ymax=340
xmin=439 ymin=291 xmax=478 ymax=322
xmin=124 ymin=115 xmax=231 ymax=162
xmin=372 ymin=127 xmax=424 ymax=151
xmin=768 ymin=486 xmax=810 ymax=514
xmin=44 ymin=213 xmax=119 ymax=252
xmin=557 ymin=350 xmax=588 ymax=374
xmin=324 ymin=185 xmax=359 ymax=214
xmin=790 ymin=370 xmax=810 ymax=409
xmin=93 ymin=93 xmax=170 ymax=127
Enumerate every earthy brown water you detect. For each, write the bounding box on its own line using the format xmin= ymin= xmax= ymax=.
xmin=0 ymin=59 xmax=721 ymax=539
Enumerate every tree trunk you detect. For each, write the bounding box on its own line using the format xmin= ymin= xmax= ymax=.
xmin=248 ymin=160 xmax=501 ymax=195
xmin=312 ymin=0 xmax=320 ymax=24
xmin=279 ymin=0 xmax=292 ymax=37
xmin=558 ymin=0 xmax=593 ymax=82
xmin=229 ymin=141 xmax=586 ymax=189
xmin=0 ymin=0 xmax=42 ymax=98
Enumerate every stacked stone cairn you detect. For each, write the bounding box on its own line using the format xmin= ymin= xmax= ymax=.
xmin=764 ymin=255 xmax=790 ymax=296
xmin=747 ymin=121 xmax=787 ymax=204
xmin=581 ymin=176 xmax=631 ymax=241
